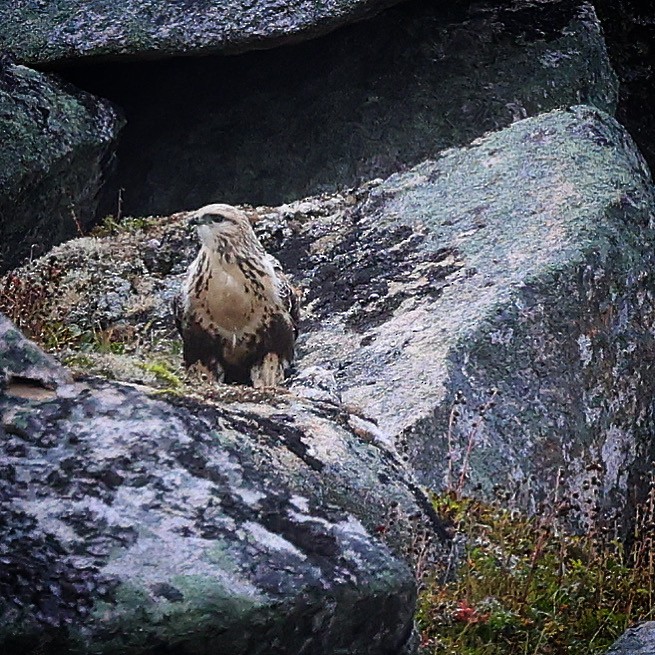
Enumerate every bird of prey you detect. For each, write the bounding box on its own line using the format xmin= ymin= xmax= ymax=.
xmin=173 ymin=204 xmax=299 ymax=387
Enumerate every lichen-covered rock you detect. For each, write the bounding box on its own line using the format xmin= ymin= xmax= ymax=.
xmin=78 ymin=0 xmax=618 ymax=215
xmin=282 ymin=105 xmax=655 ymax=528
xmin=0 ymin=314 xmax=71 ymax=390
xmin=605 ymin=622 xmax=655 ymax=654
xmin=0 ymin=0 xmax=401 ymax=66
xmin=0 ymin=365 xmax=442 ymax=653
xmin=0 ymin=58 xmax=123 ymax=272
xmin=5 ymin=105 xmax=654 ymax=532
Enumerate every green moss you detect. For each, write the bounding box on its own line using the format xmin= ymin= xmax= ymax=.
xmin=62 ymin=353 xmax=95 ymax=369
xmin=418 ymin=493 xmax=655 ymax=654
xmin=75 ymin=576 xmax=266 ymax=655
xmin=138 ymin=360 xmax=183 ymax=389
xmin=92 ymin=214 xmax=157 ymax=237
xmin=40 ymin=321 xmax=84 ymax=352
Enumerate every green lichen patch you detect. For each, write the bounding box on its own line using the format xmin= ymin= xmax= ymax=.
xmin=137 ymin=360 xmax=183 ymax=389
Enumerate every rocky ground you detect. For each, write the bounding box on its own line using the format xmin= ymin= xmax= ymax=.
xmin=1 ymin=316 xmax=436 ymax=654
xmin=6 ymin=104 xmax=655 ymax=528
xmin=4 ymin=103 xmax=655 ymax=653
xmin=2 ymin=0 xmax=655 ymax=654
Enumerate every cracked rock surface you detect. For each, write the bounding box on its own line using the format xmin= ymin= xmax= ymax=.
xmin=0 ymin=373 xmax=437 ymax=654
xmin=0 ymin=314 xmax=71 ymax=391
xmin=285 ymin=106 xmax=655 ymax=528
xmin=606 ymin=622 xmax=655 ymax=654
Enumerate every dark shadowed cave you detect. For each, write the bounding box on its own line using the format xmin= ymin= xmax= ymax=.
xmin=50 ymin=0 xmax=594 ymax=218
xmin=25 ymin=0 xmax=655 ymax=229
xmin=595 ymin=0 xmax=655 ymax=169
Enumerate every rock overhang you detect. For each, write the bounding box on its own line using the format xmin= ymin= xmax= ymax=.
xmin=0 ymin=0 xmax=406 ymax=66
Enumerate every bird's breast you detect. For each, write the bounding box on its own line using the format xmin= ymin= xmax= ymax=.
xmin=203 ymin=268 xmax=260 ymax=333
xmin=186 ymin=251 xmax=284 ymax=356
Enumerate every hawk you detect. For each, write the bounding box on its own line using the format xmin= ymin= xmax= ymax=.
xmin=173 ymin=204 xmax=299 ymax=387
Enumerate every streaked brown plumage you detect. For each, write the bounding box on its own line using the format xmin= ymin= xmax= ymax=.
xmin=173 ymin=204 xmax=299 ymax=387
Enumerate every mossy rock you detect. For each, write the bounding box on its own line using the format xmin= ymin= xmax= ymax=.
xmin=0 ymin=58 xmax=123 ymax=272
xmin=289 ymin=105 xmax=655 ymax=529
xmin=0 ymin=0 xmax=402 ymax=65
xmin=0 ymin=370 xmax=439 ymax=654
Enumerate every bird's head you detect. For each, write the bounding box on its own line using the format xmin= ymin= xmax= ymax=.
xmin=188 ymin=204 xmax=253 ymax=249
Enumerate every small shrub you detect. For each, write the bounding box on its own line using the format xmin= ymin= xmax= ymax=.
xmin=418 ymin=490 xmax=655 ymax=654
xmin=79 ymin=325 xmax=136 ymax=355
xmin=0 ymin=258 xmax=79 ymax=350
xmin=92 ymin=215 xmax=155 ymax=237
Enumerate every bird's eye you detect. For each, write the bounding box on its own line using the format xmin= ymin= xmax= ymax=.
xmin=192 ymin=210 xmax=237 ymax=227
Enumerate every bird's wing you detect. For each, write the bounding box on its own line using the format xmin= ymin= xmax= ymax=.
xmin=171 ymin=292 xmax=184 ymax=336
xmin=267 ymin=254 xmax=300 ymax=335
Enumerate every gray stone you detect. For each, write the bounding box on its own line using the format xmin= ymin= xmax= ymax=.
xmin=5 ymin=105 xmax=655 ymax=531
xmin=606 ymin=622 xmax=655 ymax=654
xmin=0 ymin=314 xmax=71 ymax=391
xmin=281 ymin=104 xmax=655 ymax=528
xmin=82 ymin=0 xmax=618 ymax=216
xmin=0 ymin=0 xmax=402 ymax=65
xmin=0 ymin=58 xmax=123 ymax=272
xmin=0 ymin=365 xmax=439 ymax=653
